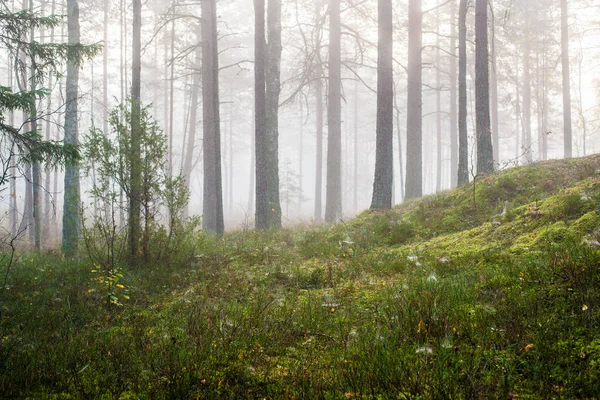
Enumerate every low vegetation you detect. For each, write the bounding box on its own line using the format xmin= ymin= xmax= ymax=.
xmin=2 ymin=156 xmax=600 ymax=399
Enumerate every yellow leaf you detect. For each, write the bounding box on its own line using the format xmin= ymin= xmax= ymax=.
xmin=525 ymin=343 xmax=534 ymax=352
xmin=582 ymin=304 xmax=589 ymax=311
xmin=116 ymin=284 xmax=125 ymax=289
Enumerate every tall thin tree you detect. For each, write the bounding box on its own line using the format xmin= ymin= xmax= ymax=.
xmin=266 ymin=0 xmax=282 ymax=227
xmin=129 ymin=0 xmax=142 ymax=260
xmin=405 ymin=0 xmax=422 ymax=198
xmin=62 ymin=0 xmax=80 ymax=254
xmin=561 ymin=0 xmax=572 ymax=158
xmin=202 ymin=0 xmax=224 ymax=234
xmin=475 ymin=0 xmax=493 ymax=174
xmin=371 ymin=0 xmax=393 ymax=209
xmin=457 ymin=0 xmax=469 ymax=185
xmin=325 ymin=0 xmax=342 ymax=221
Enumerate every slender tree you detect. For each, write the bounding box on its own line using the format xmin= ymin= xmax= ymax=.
xmin=475 ymin=0 xmax=493 ymax=174
xmin=202 ymin=0 xmax=224 ymax=234
xmin=266 ymin=0 xmax=282 ymax=227
xmin=561 ymin=0 xmax=572 ymax=158
xmin=371 ymin=0 xmax=393 ymax=209
xmin=449 ymin=0 xmax=458 ymax=188
xmin=62 ymin=0 xmax=80 ymax=255
xmin=129 ymin=0 xmax=142 ymax=260
xmin=405 ymin=0 xmax=422 ymax=198
xmin=255 ymin=0 xmax=269 ymax=229
xmin=182 ymin=22 xmax=202 ymax=220
xmin=457 ymin=0 xmax=469 ymax=185
xmin=325 ymin=0 xmax=342 ymax=221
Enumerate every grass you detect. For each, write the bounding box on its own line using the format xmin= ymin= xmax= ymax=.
xmin=2 ymin=156 xmax=600 ymax=399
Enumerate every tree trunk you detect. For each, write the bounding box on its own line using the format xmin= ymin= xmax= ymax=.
xmin=62 ymin=0 xmax=80 ymax=255
xmin=266 ymin=0 xmax=282 ymax=228
xmin=435 ymin=1 xmax=442 ymax=192
xmin=561 ymin=0 xmax=572 ymax=158
xmin=325 ymin=0 xmax=342 ymax=222
xmin=490 ymin=0 xmax=499 ymax=164
xmin=522 ymin=3 xmax=532 ymax=164
xmin=182 ymin=23 xmax=202 ymax=220
xmin=449 ymin=0 xmax=458 ymax=188
xmin=248 ymin=108 xmax=255 ymax=216
xmin=457 ymin=0 xmax=469 ymax=186
xmin=475 ymin=0 xmax=493 ymax=175
xmin=405 ymin=0 xmax=422 ymax=198
xmin=353 ymin=80 xmax=359 ymax=211
xmin=201 ymin=0 xmax=224 ymax=235
xmin=314 ymin=66 xmax=323 ymax=222
xmin=129 ymin=0 xmax=142 ymax=260
xmin=371 ymin=0 xmax=393 ymax=209
xmin=255 ymin=0 xmax=269 ymax=229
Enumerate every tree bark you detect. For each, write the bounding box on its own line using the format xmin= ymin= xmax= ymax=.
xmin=129 ymin=0 xmax=142 ymax=260
xmin=325 ymin=0 xmax=342 ymax=221
xmin=62 ymin=0 xmax=80 ymax=255
xmin=202 ymin=0 xmax=224 ymax=235
xmin=371 ymin=0 xmax=393 ymax=209
xmin=266 ymin=0 xmax=282 ymax=227
xmin=449 ymin=0 xmax=458 ymax=188
xmin=255 ymin=0 xmax=269 ymax=229
xmin=457 ymin=0 xmax=469 ymax=185
xmin=435 ymin=1 xmax=442 ymax=192
xmin=490 ymin=0 xmax=499 ymax=164
xmin=561 ymin=0 xmax=572 ymax=158
xmin=182 ymin=23 xmax=202 ymax=220
xmin=475 ymin=0 xmax=493 ymax=175
xmin=405 ymin=0 xmax=422 ymax=198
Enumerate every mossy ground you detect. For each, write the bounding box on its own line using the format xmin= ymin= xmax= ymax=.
xmin=2 ymin=156 xmax=600 ymax=399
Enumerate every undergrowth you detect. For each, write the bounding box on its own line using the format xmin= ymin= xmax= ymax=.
xmin=2 ymin=156 xmax=600 ymax=399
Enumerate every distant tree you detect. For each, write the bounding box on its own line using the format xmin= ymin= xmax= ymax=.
xmin=129 ymin=0 xmax=142 ymax=261
xmin=62 ymin=0 xmax=81 ymax=255
xmin=201 ymin=0 xmax=224 ymax=235
xmin=405 ymin=0 xmax=422 ymax=199
xmin=266 ymin=0 xmax=282 ymax=228
xmin=255 ymin=0 xmax=269 ymax=229
xmin=325 ymin=0 xmax=342 ymax=221
xmin=475 ymin=0 xmax=493 ymax=174
xmin=371 ymin=0 xmax=393 ymax=210
xmin=457 ymin=0 xmax=469 ymax=186
xmin=561 ymin=0 xmax=572 ymax=158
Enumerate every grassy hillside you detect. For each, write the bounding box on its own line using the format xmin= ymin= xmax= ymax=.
xmin=2 ymin=156 xmax=600 ymax=399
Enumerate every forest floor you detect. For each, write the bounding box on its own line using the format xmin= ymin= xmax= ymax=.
xmin=2 ymin=156 xmax=600 ymax=399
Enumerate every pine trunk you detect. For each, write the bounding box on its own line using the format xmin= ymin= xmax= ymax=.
xmin=405 ymin=0 xmax=422 ymax=198
xmin=371 ymin=0 xmax=393 ymax=209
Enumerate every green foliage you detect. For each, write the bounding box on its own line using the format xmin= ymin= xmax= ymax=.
xmin=0 ymin=9 xmax=100 ymax=177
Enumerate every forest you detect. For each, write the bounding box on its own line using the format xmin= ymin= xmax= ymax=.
xmin=1 ymin=0 xmax=600 ymax=398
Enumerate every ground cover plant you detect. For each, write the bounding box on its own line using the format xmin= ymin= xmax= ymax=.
xmin=2 ymin=156 xmax=600 ymax=399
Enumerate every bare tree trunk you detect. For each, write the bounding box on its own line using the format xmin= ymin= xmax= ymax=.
xmin=435 ymin=1 xmax=442 ymax=192
xmin=129 ymin=0 xmax=142 ymax=260
xmin=475 ymin=0 xmax=493 ymax=175
xmin=228 ymin=103 xmax=234 ymax=212
xmin=248 ymin=110 xmax=255 ymax=216
xmin=182 ymin=23 xmax=201 ymax=220
xmin=561 ymin=0 xmax=572 ymax=158
xmin=457 ymin=0 xmax=469 ymax=185
xmin=265 ymin=0 xmax=282 ymax=227
xmin=405 ymin=0 xmax=422 ymax=198
xmin=353 ymin=80 xmax=358 ymax=211
xmin=314 ymin=69 xmax=323 ymax=221
xmin=371 ymin=0 xmax=393 ymax=209
xmin=201 ymin=0 xmax=224 ymax=235
xmin=449 ymin=0 xmax=458 ymax=188
xmin=522 ymin=4 xmax=532 ymax=164
xmin=62 ymin=0 xmax=80 ymax=255
xmin=490 ymin=0 xmax=499 ymax=165
xmin=514 ymin=54 xmax=521 ymax=162
xmin=255 ymin=0 xmax=269 ymax=229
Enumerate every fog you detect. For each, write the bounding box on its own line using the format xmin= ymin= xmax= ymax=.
xmin=2 ymin=0 xmax=600 ymax=237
